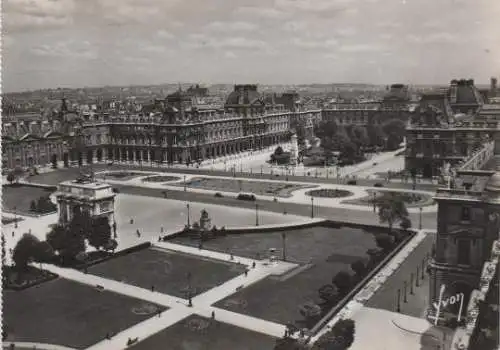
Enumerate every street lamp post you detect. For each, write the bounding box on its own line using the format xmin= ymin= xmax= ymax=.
xmin=281 ymin=232 xmax=286 ymax=261
xmin=416 ymin=266 xmax=420 ymax=287
xmin=410 ymin=273 xmax=414 ymax=294
xmin=397 ymin=289 xmax=401 ymax=312
xmin=373 ymin=192 xmax=377 ymax=213
xmin=255 ymin=203 xmax=259 ymax=226
xmin=421 ymin=259 xmax=425 ymax=279
xmin=186 ymin=204 xmax=190 ymax=227
xmin=419 ymin=207 xmax=423 ymax=230
xmin=404 ymin=281 xmax=408 ymax=303
xmin=14 ymin=206 xmax=18 ymax=228
xmin=184 ymin=175 xmax=187 ymax=192
xmin=187 ymin=272 xmax=193 ymax=307
xmin=310 ymin=197 xmax=314 ymax=218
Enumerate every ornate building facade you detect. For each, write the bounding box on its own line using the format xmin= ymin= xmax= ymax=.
xmin=405 ymin=79 xmax=500 ymax=178
xmin=2 ymin=85 xmax=321 ymax=170
xmin=427 ymin=167 xmax=500 ymax=324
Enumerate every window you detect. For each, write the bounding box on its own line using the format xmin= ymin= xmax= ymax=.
xmin=461 ymin=207 xmax=471 ymax=221
xmin=457 ymin=239 xmax=471 ymax=265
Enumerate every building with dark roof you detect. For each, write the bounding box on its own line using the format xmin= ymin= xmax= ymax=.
xmin=405 ymin=79 xmax=500 ymax=178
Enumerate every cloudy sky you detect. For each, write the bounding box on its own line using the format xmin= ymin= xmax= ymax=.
xmin=3 ymin=0 xmax=500 ymax=92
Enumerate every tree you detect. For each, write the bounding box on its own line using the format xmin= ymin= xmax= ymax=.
xmin=13 ymin=233 xmax=40 ymax=271
xmin=375 ymin=233 xmax=395 ymax=251
xmin=6 ymin=172 xmax=15 ymax=185
xmin=88 ymin=217 xmax=112 ymax=250
xmin=299 ymin=301 xmax=322 ymax=319
xmin=318 ymin=284 xmax=339 ymax=305
xmin=274 ymin=337 xmax=307 ymax=350
xmin=366 ymin=124 xmax=385 ymax=147
xmin=350 ymin=259 xmax=367 ymax=278
xmin=274 ymin=146 xmax=284 ymax=156
xmin=333 ymin=271 xmax=352 ymax=295
xmin=46 ymin=224 xmax=67 ymax=252
xmin=312 ymin=319 xmax=356 ymax=350
xmin=33 ymin=241 xmax=55 ymax=263
xmin=399 ymin=217 xmax=412 ymax=231
xmin=377 ymin=193 xmax=409 ymax=232
xmin=47 ymin=222 xmax=86 ymax=264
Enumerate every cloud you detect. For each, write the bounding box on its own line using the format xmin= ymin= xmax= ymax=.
xmin=407 ymin=32 xmax=461 ymax=44
xmin=205 ymin=21 xmax=258 ymax=32
xmin=335 ymin=27 xmax=357 ymax=37
xmin=339 ymin=44 xmax=383 ymax=53
xmin=157 ymin=30 xmax=174 ymax=39
xmin=186 ymin=34 xmax=270 ymax=51
xmin=376 ymin=21 xmax=401 ymax=29
xmin=4 ymin=0 xmax=76 ymax=32
xmin=291 ymin=38 xmax=338 ymax=49
xmin=235 ymin=6 xmax=289 ymax=19
xmin=225 ymin=51 xmax=237 ymax=59
xmin=30 ymin=40 xmax=97 ymax=59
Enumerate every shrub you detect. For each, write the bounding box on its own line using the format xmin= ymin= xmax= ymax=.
xmin=214 ymin=192 xmax=223 ymax=197
xmin=375 ymin=233 xmax=395 ymax=251
xmin=237 ymin=193 xmax=256 ymax=201
xmin=30 ymin=200 xmax=37 ymax=211
xmin=332 ymin=271 xmax=352 ymax=295
xmin=312 ymin=318 xmax=356 ymax=350
xmin=347 ymin=180 xmax=357 ymax=185
xmin=318 ymin=284 xmax=339 ymax=304
xmin=374 ymin=182 xmax=384 ymax=187
xmin=399 ymin=217 xmax=412 ymax=231
xmin=13 ymin=234 xmax=40 ymax=271
xmin=350 ymin=259 xmax=367 ymax=278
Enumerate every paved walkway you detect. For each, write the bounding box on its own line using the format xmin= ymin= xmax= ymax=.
xmin=37 ymin=243 xmax=299 ymax=350
xmin=1 ymin=342 xmax=78 ymax=350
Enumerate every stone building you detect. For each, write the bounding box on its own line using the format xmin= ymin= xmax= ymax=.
xmin=2 ymin=86 xmax=321 ymax=170
xmin=405 ymin=79 xmax=500 ymax=178
xmin=427 ymin=167 xmax=500 ymax=323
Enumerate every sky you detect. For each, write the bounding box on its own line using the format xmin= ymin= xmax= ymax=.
xmin=2 ymin=0 xmax=500 ymax=92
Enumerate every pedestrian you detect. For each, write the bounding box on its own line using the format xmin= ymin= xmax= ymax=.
xmin=151 ymin=285 xmax=155 ymax=292
xmin=244 ymin=269 xmax=248 ymax=277
xmin=12 ymin=231 xmax=14 ymax=237
xmin=130 ymin=218 xmax=134 ymax=224
xmin=211 ymin=311 xmax=215 ymax=319
xmin=160 ymin=226 xmax=164 ymax=233
xmin=136 ymin=229 xmax=141 ymax=237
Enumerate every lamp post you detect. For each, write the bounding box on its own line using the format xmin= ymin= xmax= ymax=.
xmin=397 ymin=288 xmax=401 ymax=312
xmin=183 ymin=175 xmax=187 ymax=192
xmin=416 ymin=266 xmax=420 ymax=287
xmin=187 ymin=272 xmax=193 ymax=307
xmin=410 ymin=273 xmax=414 ymax=294
xmin=310 ymin=197 xmax=314 ymax=218
xmin=403 ymin=281 xmax=408 ymax=303
xmin=419 ymin=207 xmax=423 ymax=230
xmin=186 ymin=204 xmax=190 ymax=227
xmin=421 ymin=259 xmax=425 ymax=279
xmin=372 ymin=192 xmax=377 ymax=212
xmin=281 ymin=232 xmax=287 ymax=261
xmin=14 ymin=206 xmax=18 ymax=228
xmin=255 ymin=203 xmax=259 ymax=226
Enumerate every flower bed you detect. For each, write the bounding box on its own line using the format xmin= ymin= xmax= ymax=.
xmin=3 ymin=266 xmax=58 ymax=291
xmin=141 ymin=175 xmax=180 ymax=183
xmin=342 ymin=190 xmax=435 ymax=208
xmin=306 ymin=188 xmax=353 ymax=198
xmin=98 ymin=171 xmax=156 ymax=181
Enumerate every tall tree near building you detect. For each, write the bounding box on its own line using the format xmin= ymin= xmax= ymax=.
xmin=13 ymin=234 xmax=40 ymax=271
xmin=88 ymin=217 xmax=112 ymax=250
xmin=377 ymin=193 xmax=409 ymax=232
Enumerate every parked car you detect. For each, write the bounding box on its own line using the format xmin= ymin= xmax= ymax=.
xmin=214 ymin=192 xmax=223 ymax=198
xmin=374 ymin=182 xmax=384 ymax=187
xmin=237 ymin=193 xmax=256 ymax=201
xmin=347 ymin=180 xmax=357 ymax=185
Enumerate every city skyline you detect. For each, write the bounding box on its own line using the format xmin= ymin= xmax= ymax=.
xmin=3 ymin=0 xmax=500 ymax=92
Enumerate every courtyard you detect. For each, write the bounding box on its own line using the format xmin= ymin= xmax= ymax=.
xmin=88 ymin=247 xmax=247 ymax=298
xmin=130 ymin=315 xmax=277 ymax=350
xmin=172 ymin=225 xmax=380 ymax=325
xmin=170 ymin=176 xmax=316 ymax=197
xmin=2 ymin=184 xmax=55 ymax=215
xmin=3 ymin=278 xmax=167 ymax=349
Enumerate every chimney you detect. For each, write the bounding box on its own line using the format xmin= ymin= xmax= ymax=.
xmin=449 ymin=80 xmax=458 ymax=104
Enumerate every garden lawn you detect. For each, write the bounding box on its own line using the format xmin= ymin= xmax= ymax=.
xmin=96 ymin=171 xmax=157 ymax=181
xmin=88 ymin=248 xmax=246 ymax=298
xmin=130 ymin=315 xmax=277 ymax=350
xmin=175 ymin=226 xmax=378 ymax=325
xmin=2 ymin=184 xmax=55 ymax=215
xmin=3 ymin=278 xmax=167 ymax=349
xmin=170 ymin=177 xmax=315 ymax=197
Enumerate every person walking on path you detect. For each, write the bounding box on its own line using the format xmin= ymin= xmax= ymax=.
xmin=211 ymin=311 xmax=215 ymax=319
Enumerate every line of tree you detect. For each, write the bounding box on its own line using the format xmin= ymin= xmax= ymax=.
xmin=6 ymin=167 xmax=25 ymax=185
xmin=30 ymin=196 xmax=57 ymax=214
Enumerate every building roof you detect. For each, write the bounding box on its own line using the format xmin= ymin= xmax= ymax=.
xmin=225 ymin=85 xmax=262 ymax=106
